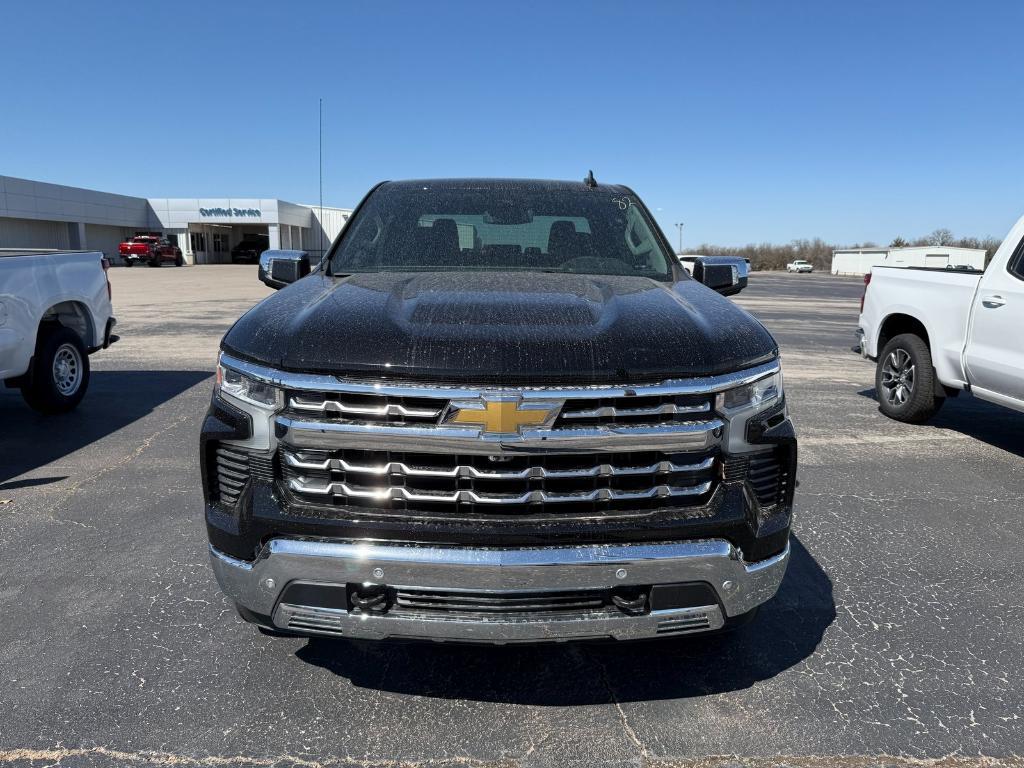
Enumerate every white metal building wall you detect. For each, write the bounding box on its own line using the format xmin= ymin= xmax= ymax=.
xmin=0 ymin=216 xmax=70 ymax=250
xmin=832 ymin=252 xmax=886 ymax=276
xmin=308 ymin=206 xmax=351 ymax=255
xmin=831 ymin=247 xmax=987 ymax=276
xmin=84 ymin=224 xmax=133 ymax=258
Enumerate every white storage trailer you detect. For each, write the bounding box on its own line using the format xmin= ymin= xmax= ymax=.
xmin=831 ymin=246 xmax=986 ymax=276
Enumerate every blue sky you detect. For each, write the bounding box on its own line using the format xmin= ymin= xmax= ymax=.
xmin=2 ymin=1 xmax=1022 ymax=246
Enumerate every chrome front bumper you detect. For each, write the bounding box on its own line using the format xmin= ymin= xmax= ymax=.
xmin=210 ymin=538 xmax=789 ymax=643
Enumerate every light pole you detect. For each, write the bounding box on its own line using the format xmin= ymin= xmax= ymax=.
xmin=674 ymin=222 xmax=685 ymax=254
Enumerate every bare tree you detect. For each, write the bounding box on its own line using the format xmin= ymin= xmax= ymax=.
xmin=928 ymin=228 xmax=955 ymax=246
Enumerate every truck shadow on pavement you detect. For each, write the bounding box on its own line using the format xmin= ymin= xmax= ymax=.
xmin=0 ymin=370 xmax=211 ymax=487
xmin=295 ymin=536 xmax=834 ymax=704
xmin=857 ymin=388 xmax=1024 ymax=459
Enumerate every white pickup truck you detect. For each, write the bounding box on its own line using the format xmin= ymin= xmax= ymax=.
xmin=856 ymin=214 xmax=1024 ymax=422
xmin=0 ymin=250 xmax=117 ymax=413
xmin=787 ymin=260 xmax=813 ymax=273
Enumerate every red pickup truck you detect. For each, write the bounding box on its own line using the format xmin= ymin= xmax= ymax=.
xmin=118 ymin=235 xmax=184 ymax=267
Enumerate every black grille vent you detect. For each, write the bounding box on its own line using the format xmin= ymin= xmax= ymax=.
xmin=392 ymin=587 xmax=611 ymax=617
xmin=249 ymin=453 xmax=275 ymax=482
xmin=748 ymin=452 xmax=790 ymax=508
xmin=213 ymin=445 xmax=249 ymax=506
xmin=722 ymin=456 xmax=749 ymax=482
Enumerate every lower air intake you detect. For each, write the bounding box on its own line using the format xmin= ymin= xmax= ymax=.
xmin=656 ymin=613 xmax=714 ymax=635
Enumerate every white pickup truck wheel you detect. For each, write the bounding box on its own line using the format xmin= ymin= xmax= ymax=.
xmin=20 ymin=326 xmax=91 ymax=414
xmin=875 ymin=334 xmax=943 ymax=423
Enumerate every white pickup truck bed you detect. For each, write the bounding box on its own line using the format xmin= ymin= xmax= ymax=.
xmin=0 ymin=250 xmax=117 ymax=412
xmin=857 ymin=214 xmax=1024 ymax=421
xmin=859 ymin=267 xmax=982 ymax=389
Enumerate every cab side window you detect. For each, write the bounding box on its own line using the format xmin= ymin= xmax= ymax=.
xmin=1011 ymin=238 xmax=1024 ymax=281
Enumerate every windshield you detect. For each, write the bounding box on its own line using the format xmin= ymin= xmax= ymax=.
xmin=329 ymin=182 xmax=676 ymax=280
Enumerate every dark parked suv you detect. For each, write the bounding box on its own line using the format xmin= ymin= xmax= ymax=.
xmin=202 ymin=177 xmax=795 ymax=643
xmin=231 ymin=235 xmax=269 ymax=264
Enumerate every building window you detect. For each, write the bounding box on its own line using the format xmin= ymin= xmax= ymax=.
xmin=212 ymin=233 xmax=228 ymax=253
xmin=190 ymin=232 xmax=207 ymax=252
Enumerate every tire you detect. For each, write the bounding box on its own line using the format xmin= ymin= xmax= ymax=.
xmin=20 ymin=326 xmax=91 ymax=414
xmin=124 ymin=258 xmax=134 ymax=268
xmin=175 ymin=254 xmax=184 ymax=267
xmin=875 ymin=333 xmax=944 ymax=423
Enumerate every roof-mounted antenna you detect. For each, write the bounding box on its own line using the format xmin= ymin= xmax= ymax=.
xmin=584 ymin=170 xmax=597 ymax=188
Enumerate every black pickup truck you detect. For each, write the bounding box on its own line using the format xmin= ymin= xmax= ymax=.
xmin=202 ymin=178 xmax=796 ymax=643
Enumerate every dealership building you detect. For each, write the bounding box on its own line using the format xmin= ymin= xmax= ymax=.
xmin=0 ymin=174 xmax=351 ymax=264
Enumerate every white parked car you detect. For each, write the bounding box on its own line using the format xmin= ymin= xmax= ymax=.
xmin=0 ymin=250 xmax=118 ymax=412
xmin=857 ymin=214 xmax=1023 ymax=422
xmin=787 ymin=260 xmax=813 ymax=273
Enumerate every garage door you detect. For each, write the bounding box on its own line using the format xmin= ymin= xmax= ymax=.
xmin=0 ymin=216 xmax=70 ymax=250
xmin=85 ymin=224 xmax=132 ymax=259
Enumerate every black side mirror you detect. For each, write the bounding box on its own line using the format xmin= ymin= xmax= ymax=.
xmin=259 ymin=250 xmax=311 ymax=289
xmin=693 ymin=256 xmax=749 ymax=296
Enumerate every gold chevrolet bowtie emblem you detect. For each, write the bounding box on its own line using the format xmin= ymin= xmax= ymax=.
xmin=443 ymin=397 xmax=561 ymax=435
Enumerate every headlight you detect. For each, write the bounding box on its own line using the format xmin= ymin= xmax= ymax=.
xmin=216 ymin=355 xmax=282 ymax=409
xmin=715 ymin=371 xmax=782 ymax=414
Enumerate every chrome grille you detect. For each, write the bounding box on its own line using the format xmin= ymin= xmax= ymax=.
xmin=555 ymin=394 xmax=713 ymax=427
xmin=283 ymin=390 xmax=717 ymax=429
xmin=285 ymin=391 xmax=444 ymax=424
xmin=280 ymin=448 xmax=718 ymax=515
xmin=282 ymin=387 xmax=720 ymax=430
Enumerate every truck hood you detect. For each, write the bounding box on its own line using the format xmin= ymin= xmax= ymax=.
xmin=222 ymin=272 xmax=777 ymax=384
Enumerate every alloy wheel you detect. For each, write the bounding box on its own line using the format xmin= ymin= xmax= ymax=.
xmin=880 ymin=348 xmax=915 ymax=407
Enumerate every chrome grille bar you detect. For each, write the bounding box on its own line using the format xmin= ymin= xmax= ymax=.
xmin=275 ymin=417 xmax=724 ymax=454
xmin=288 ymin=396 xmax=442 ymax=419
xmin=287 ymin=477 xmax=713 ymax=505
xmin=283 ymin=450 xmax=715 ymax=479
xmin=560 ymin=402 xmax=711 ymax=419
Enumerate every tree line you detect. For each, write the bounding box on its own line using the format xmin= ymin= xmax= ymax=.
xmin=690 ymin=229 xmax=1003 ymax=271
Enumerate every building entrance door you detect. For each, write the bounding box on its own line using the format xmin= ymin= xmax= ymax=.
xmin=190 ymin=230 xmax=209 ymax=264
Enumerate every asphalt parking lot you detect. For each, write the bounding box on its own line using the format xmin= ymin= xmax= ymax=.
xmin=1 ymin=266 xmax=1022 ymax=768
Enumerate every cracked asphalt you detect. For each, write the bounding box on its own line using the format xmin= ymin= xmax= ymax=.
xmin=1 ymin=266 xmax=1021 ymax=767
